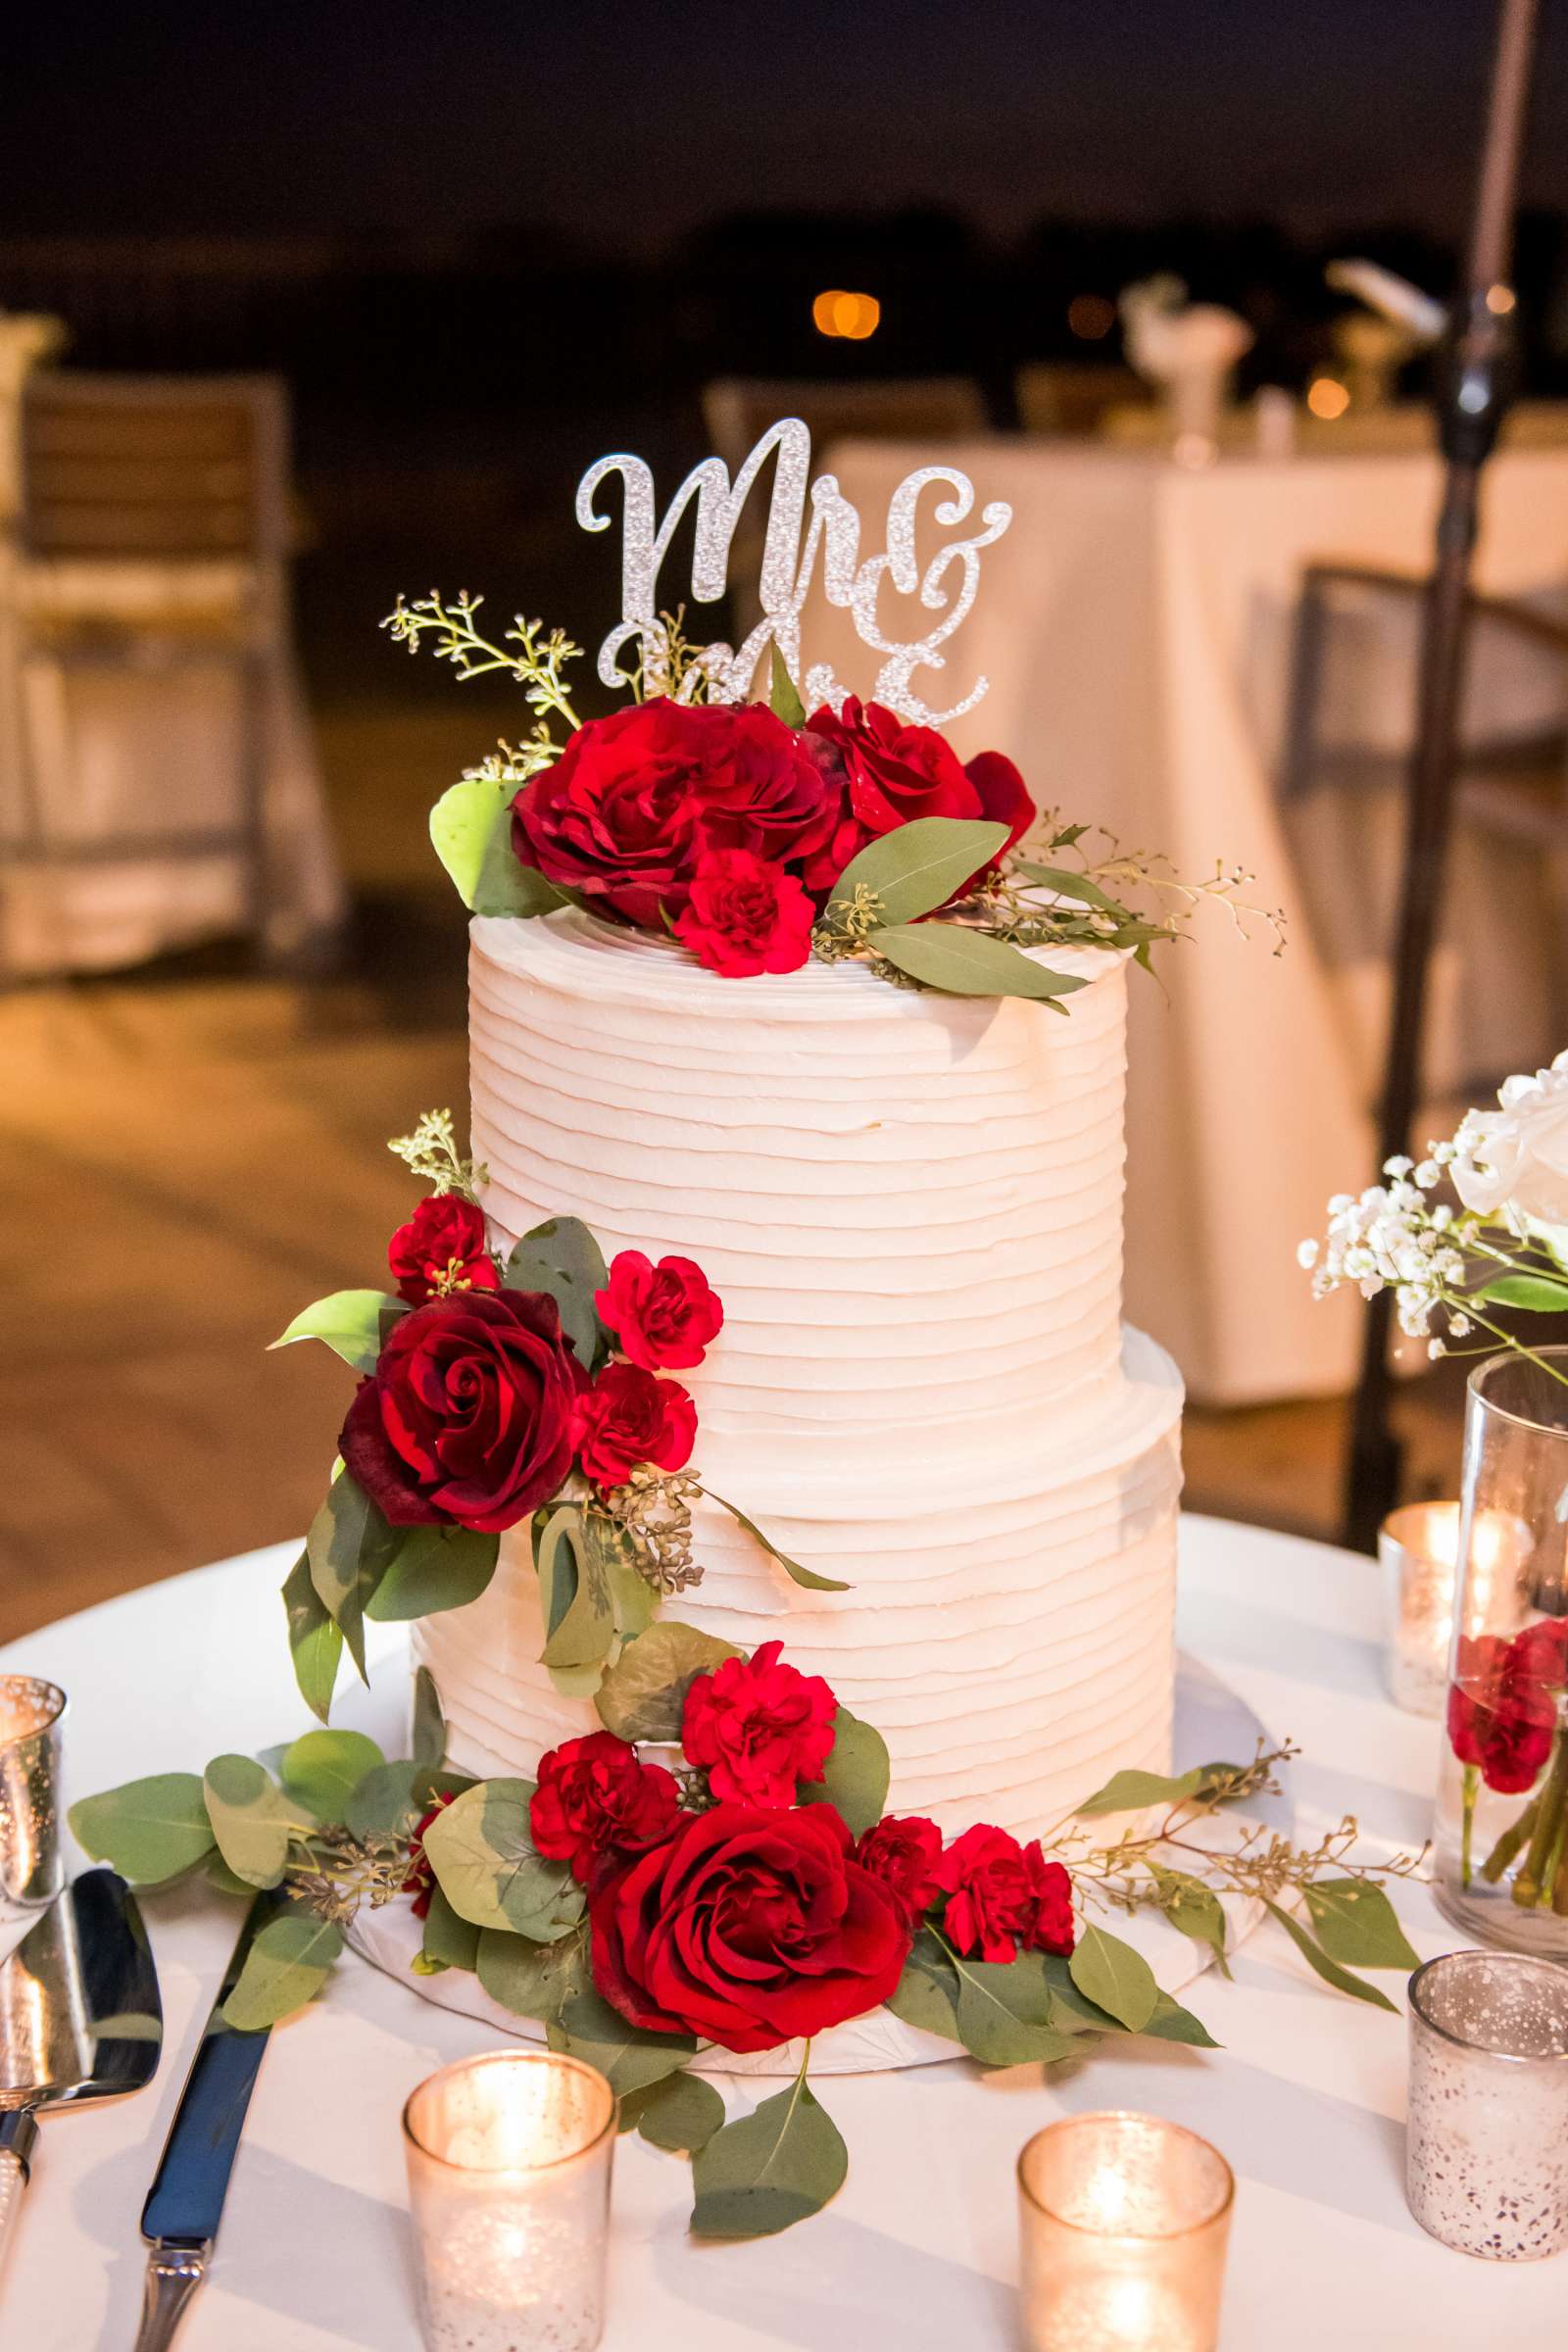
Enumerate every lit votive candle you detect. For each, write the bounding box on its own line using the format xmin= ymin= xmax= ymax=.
xmin=1380 ymin=1503 xmax=1529 ymax=1717
xmin=1406 ymin=1949 xmax=1568 ymax=2260
xmin=403 ymin=2049 xmax=615 ymax=2352
xmin=0 ymin=1675 xmax=66 ymax=1921
xmin=1017 ymin=2111 xmax=1234 ymax=2352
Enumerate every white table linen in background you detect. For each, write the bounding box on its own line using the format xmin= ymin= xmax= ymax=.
xmin=3 ymin=1517 xmax=1562 ymax=2350
xmin=803 ymin=443 xmax=1568 ymax=1402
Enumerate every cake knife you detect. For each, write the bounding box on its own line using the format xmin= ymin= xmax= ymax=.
xmin=133 ymin=1892 xmax=280 ymax=2352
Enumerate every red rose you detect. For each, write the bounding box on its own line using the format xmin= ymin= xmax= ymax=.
xmin=594 ymin=1250 xmax=724 ymax=1372
xmin=855 ymin=1815 xmax=943 ymax=1917
xmin=1512 ymin=1616 xmax=1568 ymax=1691
xmin=530 ymin=1732 xmax=681 ymax=1886
xmin=403 ymin=1791 xmax=456 ymax=1920
xmin=512 ymin=699 xmax=832 ymax=931
xmin=674 ymin=849 xmax=815 ymax=977
xmin=932 ymin=1824 xmax=1075 ymax=1961
xmin=958 ymin=748 xmax=1036 ymax=891
xmin=339 ymin=1288 xmax=583 ymax=1533
xmin=681 ymin=1639 xmax=838 ymax=1807
xmin=573 ymin=1360 xmax=696 ymax=1486
xmin=801 ymin=699 xmax=1037 ymax=899
xmin=1448 ymin=1632 xmax=1559 ymax=1794
xmin=387 ymin=1194 xmax=499 ymax=1305
xmin=589 ymin=1800 xmax=911 ymax=2052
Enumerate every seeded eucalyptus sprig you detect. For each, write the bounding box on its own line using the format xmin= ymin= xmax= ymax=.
xmin=383 ymin=592 xmax=584 ymax=729
xmin=387 ymin=1107 xmax=487 ymax=1202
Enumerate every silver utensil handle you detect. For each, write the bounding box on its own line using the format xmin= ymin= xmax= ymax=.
xmin=133 ymin=2246 xmax=208 ymax=2352
xmin=0 ymin=2111 xmax=38 ymax=2278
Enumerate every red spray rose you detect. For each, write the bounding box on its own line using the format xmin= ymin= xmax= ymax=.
xmin=680 ymin=1639 xmax=838 ymax=1807
xmin=674 ymin=848 xmax=815 ymax=977
xmin=1448 ymin=1631 xmax=1559 ymax=1794
xmin=589 ymin=1800 xmax=911 ymax=2052
xmin=402 ymin=1791 xmax=457 ymax=1920
xmin=529 ymin=1732 xmax=681 ymax=1886
xmin=800 ymin=698 xmax=1036 ymax=896
xmin=956 ymin=748 xmax=1036 ymax=890
xmin=594 ymin=1250 xmax=724 ymax=1372
xmin=387 ymin=1194 xmax=499 ymax=1305
xmin=855 ymin=1815 xmax=944 ymax=1918
xmin=933 ymin=1824 xmax=1076 ymax=1961
xmin=339 ymin=1288 xmax=582 ymax=1533
xmin=573 ymin=1360 xmax=697 ymax=1486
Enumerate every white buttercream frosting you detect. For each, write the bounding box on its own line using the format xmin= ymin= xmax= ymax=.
xmin=420 ymin=909 xmax=1182 ymax=1837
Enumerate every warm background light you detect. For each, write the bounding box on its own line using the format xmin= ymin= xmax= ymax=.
xmin=812 ymin=288 xmax=881 ymax=340
xmin=1067 ymin=292 xmax=1115 ymax=340
xmin=1306 ymin=374 xmax=1350 ymax=419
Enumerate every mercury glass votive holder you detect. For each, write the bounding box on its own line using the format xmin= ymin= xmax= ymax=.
xmin=0 ymin=1676 xmax=66 ymax=1924
xmin=403 ymin=2049 xmax=615 ymax=2352
xmin=1406 ymin=1949 xmax=1568 ymax=2260
xmin=1380 ymin=1501 xmax=1462 ymax=1717
xmin=1017 ymin=2111 xmax=1234 ymax=2352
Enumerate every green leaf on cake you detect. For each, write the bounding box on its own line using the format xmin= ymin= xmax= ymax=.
xmin=345 ymin=1758 xmax=425 ymax=1839
xmin=69 ymin=1773 xmax=216 ymax=1886
xmin=1075 ymin=1765 xmax=1210 ymax=1818
xmin=583 ymin=1510 xmax=661 ymax=1641
xmin=221 ymin=1912 xmax=343 ymax=2032
xmin=826 ymin=816 xmax=1008 ymax=929
xmin=1300 ymin=1880 xmax=1420 ymax=1971
xmin=416 ymin=1886 xmax=480 ymax=1977
xmin=505 ymin=1216 xmax=609 ymax=1368
xmin=366 ymin=1524 xmax=500 ymax=1622
xmin=282 ymin=1549 xmax=344 ymax=1725
xmin=1068 ymin=1923 xmax=1160 ymax=2033
xmin=1145 ymin=1866 xmax=1232 ymax=1978
xmin=268 ymin=1289 xmax=400 ymax=1374
xmin=595 ymin=1621 xmax=741 ymax=1742
xmin=691 ymin=2071 xmax=848 ymax=2239
xmin=768 ymin=643 xmax=807 ymax=729
xmin=943 ymin=1944 xmax=1080 ymax=2067
xmin=700 ymin=1488 xmax=850 ymax=1592
xmin=430 ymin=773 xmax=564 ymax=918
xmin=800 ymin=1705 xmax=890 ymax=1838
xmin=412 ymin=1665 xmax=447 ymax=1768
xmin=869 ymin=920 xmax=1089 ymax=1006
xmin=306 ymin=1474 xmax=401 ymax=1683
xmin=202 ymin=1754 xmax=305 ymax=1889
xmin=476 ymin=1925 xmax=585 ymax=2020
xmin=627 ymin=2067 xmax=727 ymax=2155
xmin=1139 ymin=1989 xmax=1221 ymax=2048
xmin=1261 ymin=1900 xmax=1398 ymax=2011
xmin=546 ymin=1984 xmax=697 ymax=2097
xmin=277 ymin=1729 xmax=384 ymax=1826
xmin=886 ymin=1925 xmax=964 ymax=2041
xmin=1473 ymin=1272 xmax=1568 ymax=1313
xmin=1013 ymin=861 xmax=1136 ymax=919
xmin=536 ymin=1504 xmax=616 ymax=1675
xmin=422 ymin=1779 xmax=584 ymax=1942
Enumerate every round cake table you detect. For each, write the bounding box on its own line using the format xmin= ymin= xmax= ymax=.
xmin=3 ymin=1515 xmax=1562 ymax=2349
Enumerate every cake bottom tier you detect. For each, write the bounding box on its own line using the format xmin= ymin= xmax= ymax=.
xmin=414 ymin=1329 xmax=1183 ymax=1838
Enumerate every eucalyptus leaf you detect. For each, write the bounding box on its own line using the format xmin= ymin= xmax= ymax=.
xmin=799 ymin=1706 xmax=890 ymax=1838
xmin=1075 ymin=1766 xmax=1207 ymax=1818
xmin=202 ymin=1754 xmax=302 ymax=1889
xmin=691 ymin=2074 xmax=848 ymax=2239
xmin=886 ymin=1926 xmax=963 ymax=2041
xmin=345 ymin=1759 xmax=424 ymax=1840
xmin=635 ymin=2068 xmax=727 ymax=2155
xmin=306 ymin=1474 xmax=400 ymax=1683
xmin=869 ymin=921 xmax=1089 ymax=1006
xmin=221 ymin=1912 xmax=344 ymax=2031
xmin=537 ymin=1506 xmax=615 ymax=1672
xmin=279 ymin=1729 xmax=384 ymax=1825
xmin=430 ymin=773 xmax=563 ymax=917
xmin=1068 ymin=1923 xmax=1160 ymax=2033
xmin=584 ymin=1512 xmax=660 ymax=1641
xmin=1140 ymin=1990 xmax=1220 ymax=2048
xmin=476 ymin=1926 xmax=585 ymax=2021
xmin=282 ymin=1549 xmax=343 ymax=1725
xmin=423 ymin=1780 xmax=584 ymax=1941
xmin=366 ymin=1524 xmax=500 ymax=1622
xmin=947 ymin=1947 xmax=1078 ymax=2067
xmin=205 ymin=1854 xmax=256 ymax=1900
xmin=1300 ymin=1880 xmax=1420 ymax=1971
xmin=69 ymin=1773 xmax=215 ymax=1886
xmin=1146 ymin=1865 xmax=1231 ymax=1978
xmin=268 ymin=1289 xmax=399 ymax=1373
xmin=1474 ymin=1273 xmax=1568 ymax=1314
xmin=1036 ymin=1951 xmax=1120 ymax=2035
xmin=827 ymin=816 xmax=1009 ymax=928
xmin=1262 ymin=1900 xmax=1398 ymax=2012
xmin=505 ymin=1216 xmax=609 ymax=1368
xmin=418 ymin=1886 xmax=480 ymax=1975
xmin=768 ymin=644 xmax=806 ymax=729
xmin=474 ymin=808 xmax=566 ymax=919
xmin=412 ymin=1666 xmax=446 ymax=1769
xmin=700 ymin=1488 xmax=849 ymax=1592
xmin=595 ymin=1621 xmax=740 ymax=1742
xmin=547 ymin=1984 xmax=697 ymax=2096
xmin=1013 ymin=862 xmax=1133 ymax=917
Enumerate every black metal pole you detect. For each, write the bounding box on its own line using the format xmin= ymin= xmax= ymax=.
xmin=1341 ymin=0 xmax=1540 ymax=1552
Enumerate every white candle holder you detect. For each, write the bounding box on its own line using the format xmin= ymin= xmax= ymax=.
xmin=403 ymin=2049 xmax=615 ymax=2352
xmin=1406 ymin=1949 xmax=1568 ymax=2260
xmin=0 ymin=1676 xmax=65 ymax=1926
xmin=1379 ymin=1502 xmax=1463 ymax=1717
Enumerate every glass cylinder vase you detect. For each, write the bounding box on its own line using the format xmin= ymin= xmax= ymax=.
xmin=1433 ymin=1348 xmax=1568 ymax=1956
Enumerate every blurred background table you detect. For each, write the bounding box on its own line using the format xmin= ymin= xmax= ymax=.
xmin=806 ymin=439 xmax=1568 ymax=1403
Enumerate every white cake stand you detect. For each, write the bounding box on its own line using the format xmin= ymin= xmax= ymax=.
xmin=344 ymin=1649 xmax=1286 ymax=2077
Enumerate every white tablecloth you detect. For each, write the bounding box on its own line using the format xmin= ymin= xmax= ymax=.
xmin=804 ymin=443 xmax=1568 ymax=1402
xmin=2 ymin=1515 xmax=1562 ymax=2350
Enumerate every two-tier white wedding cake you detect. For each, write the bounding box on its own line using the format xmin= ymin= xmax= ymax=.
xmin=414 ymin=906 xmax=1183 ymax=1835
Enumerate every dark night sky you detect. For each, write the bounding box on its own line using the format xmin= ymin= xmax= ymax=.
xmin=5 ymin=2 xmax=1567 ymax=250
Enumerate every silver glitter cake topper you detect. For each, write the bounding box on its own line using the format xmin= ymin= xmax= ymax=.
xmin=575 ymin=416 xmax=1011 ymax=725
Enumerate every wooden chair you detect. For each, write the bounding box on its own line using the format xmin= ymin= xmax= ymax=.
xmin=2 ymin=371 xmax=292 ymax=960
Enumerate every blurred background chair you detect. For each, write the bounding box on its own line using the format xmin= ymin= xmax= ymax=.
xmin=0 ymin=368 xmax=344 ymax=976
xmin=1014 ymin=361 xmax=1150 ymax=437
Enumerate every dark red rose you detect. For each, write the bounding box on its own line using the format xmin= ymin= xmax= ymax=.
xmin=403 ymin=1791 xmax=457 ymax=1919
xmin=1447 ymin=1633 xmax=1558 ymax=1795
xmin=1512 ymin=1615 xmax=1568 ymax=1691
xmin=679 ymin=700 xmax=837 ymax=866
xmin=1019 ymin=1845 xmax=1077 ymax=1957
xmin=855 ymin=1815 xmax=943 ymax=1918
xmin=589 ymin=1800 xmax=911 ymax=2052
xmin=530 ymin=1732 xmax=681 ymax=1886
xmin=680 ymin=1639 xmax=838 ymax=1807
xmin=339 ymin=1288 xmax=583 ymax=1534
xmin=933 ymin=1823 xmax=1077 ymax=1962
xmin=800 ymin=696 xmax=981 ymax=884
xmin=594 ymin=1250 xmax=724 ymax=1372
xmin=573 ymin=1360 xmax=696 ymax=1486
xmin=387 ymin=1194 xmax=499 ymax=1305
xmin=674 ymin=849 xmax=815 ymax=977
xmin=959 ymin=748 xmax=1036 ymax=891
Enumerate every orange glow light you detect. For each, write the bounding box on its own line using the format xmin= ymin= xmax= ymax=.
xmin=812 ymin=289 xmax=881 ymax=341
xmin=1067 ymin=293 xmax=1115 ymax=341
xmin=1306 ymin=375 xmax=1350 ymax=420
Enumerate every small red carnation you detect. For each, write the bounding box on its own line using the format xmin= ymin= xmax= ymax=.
xmin=855 ymin=1815 xmax=944 ymax=1918
xmin=574 ymin=1360 xmax=697 ymax=1487
xmin=387 ymin=1194 xmax=499 ymax=1305
xmin=674 ymin=848 xmax=815 ymax=978
xmin=403 ymin=1790 xmax=457 ymax=1920
xmin=595 ymin=1250 xmax=724 ymax=1373
xmin=1019 ymin=1843 xmax=1077 ymax=1957
xmin=1448 ymin=1632 xmax=1558 ymax=1794
xmin=933 ymin=1823 xmax=1078 ymax=1962
xmin=529 ymin=1732 xmax=681 ymax=1886
xmin=680 ymin=1639 xmax=838 ymax=1807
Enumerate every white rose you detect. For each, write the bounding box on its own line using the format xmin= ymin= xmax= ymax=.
xmin=1451 ymin=1051 xmax=1568 ymax=1259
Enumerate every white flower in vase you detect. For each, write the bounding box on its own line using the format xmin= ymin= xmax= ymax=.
xmin=1451 ymin=1051 xmax=1568 ymax=1265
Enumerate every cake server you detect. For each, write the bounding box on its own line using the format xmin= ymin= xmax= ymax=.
xmin=0 ymin=1867 xmax=163 ymax=2276
xmin=134 ymin=1890 xmax=280 ymax=2352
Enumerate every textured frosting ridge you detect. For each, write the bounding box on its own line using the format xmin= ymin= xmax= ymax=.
xmin=424 ymin=908 xmax=1183 ymax=1837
